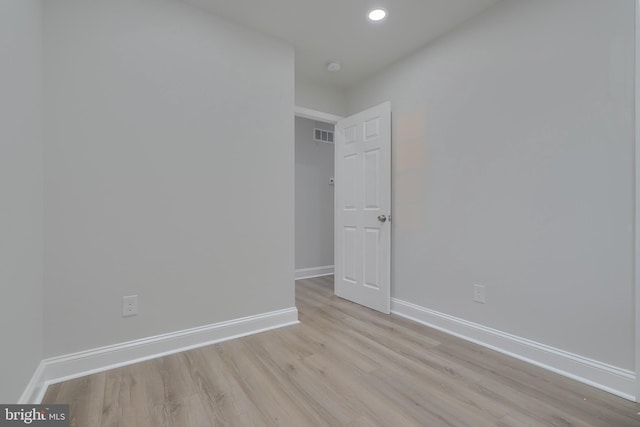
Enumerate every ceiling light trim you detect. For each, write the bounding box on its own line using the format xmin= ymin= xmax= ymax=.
xmin=368 ymin=8 xmax=387 ymax=22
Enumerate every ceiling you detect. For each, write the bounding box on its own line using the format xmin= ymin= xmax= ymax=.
xmin=183 ymin=0 xmax=502 ymax=89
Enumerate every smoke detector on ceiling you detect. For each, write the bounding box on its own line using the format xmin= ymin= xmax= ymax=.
xmin=327 ymin=61 xmax=341 ymax=72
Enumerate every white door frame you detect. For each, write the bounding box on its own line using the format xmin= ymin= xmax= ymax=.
xmin=293 ymin=106 xmax=343 ymax=281
xmin=634 ymin=0 xmax=640 ymax=402
xmin=295 ymin=106 xmax=343 ymax=125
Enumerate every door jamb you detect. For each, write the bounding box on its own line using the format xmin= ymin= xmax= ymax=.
xmin=295 ymin=106 xmax=343 ymax=124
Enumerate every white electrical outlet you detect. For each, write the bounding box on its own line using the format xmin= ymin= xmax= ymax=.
xmin=122 ymin=295 xmax=138 ymax=317
xmin=473 ymin=284 xmax=486 ymax=304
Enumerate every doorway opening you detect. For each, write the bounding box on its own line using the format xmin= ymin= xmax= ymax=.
xmin=294 ymin=110 xmax=338 ymax=283
xmin=294 ymin=103 xmax=392 ymax=315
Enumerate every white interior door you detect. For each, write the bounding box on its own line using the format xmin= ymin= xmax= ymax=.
xmin=335 ymin=102 xmax=391 ymax=314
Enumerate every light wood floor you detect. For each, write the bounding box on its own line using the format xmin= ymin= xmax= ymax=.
xmin=43 ymin=276 xmax=640 ymax=426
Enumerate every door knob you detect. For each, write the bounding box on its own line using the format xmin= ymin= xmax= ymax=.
xmin=377 ymin=215 xmax=387 ymax=223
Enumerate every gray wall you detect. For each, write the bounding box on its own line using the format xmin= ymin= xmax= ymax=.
xmin=347 ymin=0 xmax=635 ymax=369
xmin=295 ymin=117 xmax=335 ymax=270
xmin=0 ymin=0 xmax=44 ymax=402
xmin=296 ymin=76 xmax=347 ymax=117
xmin=43 ymin=0 xmax=295 ymax=357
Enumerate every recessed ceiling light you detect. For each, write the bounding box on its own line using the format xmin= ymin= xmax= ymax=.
xmin=368 ymin=8 xmax=387 ymax=22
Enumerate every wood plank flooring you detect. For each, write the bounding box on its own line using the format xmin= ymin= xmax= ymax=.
xmin=43 ymin=276 xmax=640 ymax=426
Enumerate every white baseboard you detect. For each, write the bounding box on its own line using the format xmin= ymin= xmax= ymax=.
xmin=17 ymin=361 xmax=46 ymax=404
xmin=295 ymin=265 xmax=334 ymax=280
xmin=391 ymin=298 xmax=637 ymax=402
xmin=22 ymin=307 xmax=299 ymax=403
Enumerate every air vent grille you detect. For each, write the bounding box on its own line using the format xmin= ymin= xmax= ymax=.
xmin=314 ymin=128 xmax=334 ymax=143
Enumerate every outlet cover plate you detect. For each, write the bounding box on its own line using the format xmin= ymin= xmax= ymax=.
xmin=122 ymin=295 xmax=138 ymax=317
xmin=473 ymin=284 xmax=485 ymax=304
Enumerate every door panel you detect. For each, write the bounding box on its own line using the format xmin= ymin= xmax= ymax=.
xmin=335 ymin=102 xmax=391 ymax=314
xmin=364 ymin=149 xmax=380 ymax=209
